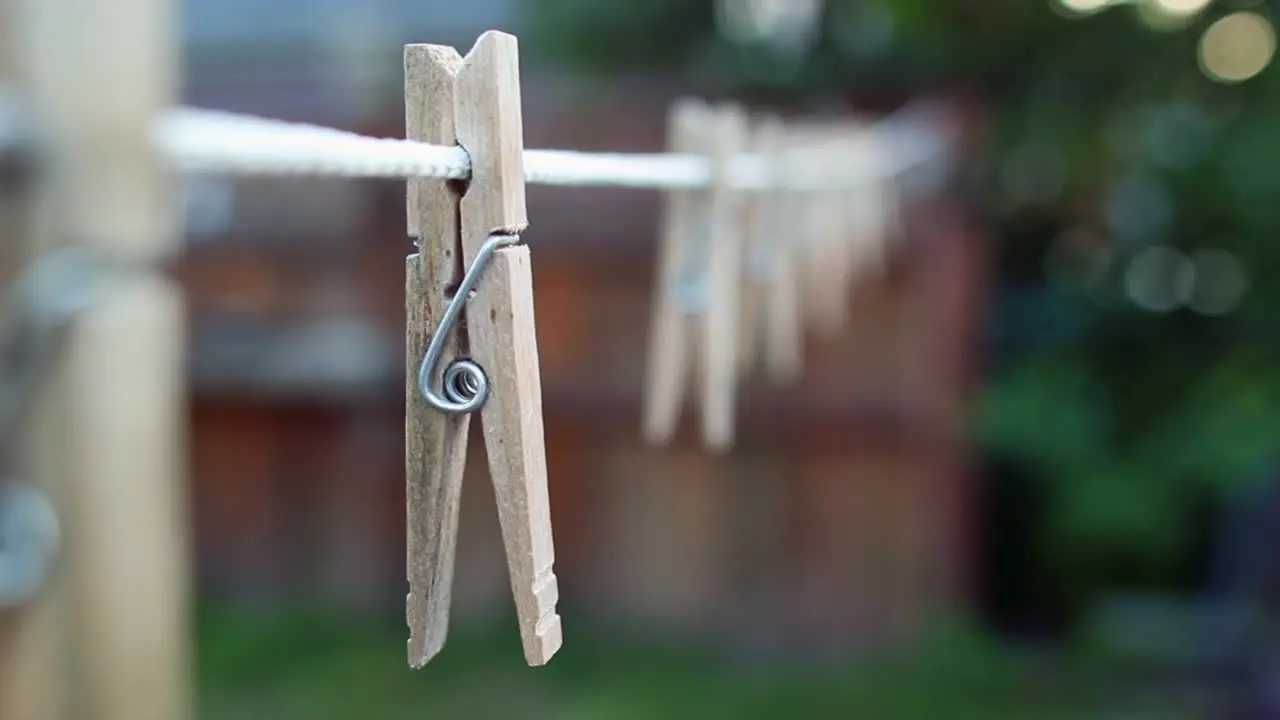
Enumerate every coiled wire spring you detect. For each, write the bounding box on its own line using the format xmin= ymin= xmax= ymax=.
xmin=417 ymin=233 xmax=520 ymax=415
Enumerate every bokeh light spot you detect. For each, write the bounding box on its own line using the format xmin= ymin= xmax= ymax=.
xmin=1124 ymin=245 xmax=1196 ymax=312
xmin=1199 ymin=12 xmax=1275 ymax=83
xmin=1056 ymin=0 xmax=1113 ymax=16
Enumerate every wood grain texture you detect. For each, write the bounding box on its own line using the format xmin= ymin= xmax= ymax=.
xmin=454 ymin=31 xmax=561 ymax=666
xmin=404 ymin=43 xmax=471 ymax=670
xmin=454 ymin=31 xmax=527 ymax=235
xmin=405 ymin=44 xmax=463 ymax=246
xmin=700 ymin=104 xmax=748 ymax=452
xmin=641 ymin=98 xmax=707 ymax=446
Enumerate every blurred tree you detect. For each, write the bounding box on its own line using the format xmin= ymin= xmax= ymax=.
xmin=522 ymin=0 xmax=1280 ymax=621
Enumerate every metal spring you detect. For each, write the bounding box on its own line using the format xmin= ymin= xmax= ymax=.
xmin=418 ymin=233 xmax=521 ymax=415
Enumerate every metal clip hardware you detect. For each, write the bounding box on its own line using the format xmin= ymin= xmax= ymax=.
xmin=0 ymin=246 xmax=114 ymax=608
xmin=417 ymin=232 xmax=521 ymax=415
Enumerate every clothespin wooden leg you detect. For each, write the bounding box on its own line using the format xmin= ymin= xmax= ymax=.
xmin=736 ymin=116 xmax=771 ymax=379
xmin=764 ymin=241 xmax=804 ymax=384
xmin=737 ymin=258 xmax=762 ymax=377
xmin=759 ymin=119 xmax=804 ymax=384
xmin=642 ymin=99 xmax=707 ymax=446
xmin=821 ymin=186 xmax=855 ymax=338
xmin=701 ymin=104 xmax=748 ymax=452
xmin=404 ymin=44 xmax=470 ymax=669
xmin=842 ymin=128 xmax=890 ymax=288
xmin=801 ymin=191 xmax=850 ymax=337
xmin=454 ymin=31 xmax=561 ymax=666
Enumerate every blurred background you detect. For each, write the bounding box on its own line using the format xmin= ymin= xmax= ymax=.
xmin=9 ymin=0 xmax=1280 ymax=717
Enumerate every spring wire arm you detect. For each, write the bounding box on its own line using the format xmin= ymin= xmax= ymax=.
xmin=417 ymin=232 xmax=521 ymax=415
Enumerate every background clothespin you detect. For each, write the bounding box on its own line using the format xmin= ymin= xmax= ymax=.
xmin=405 ymin=30 xmax=561 ymax=669
xmin=759 ymin=116 xmax=804 ymax=385
xmin=642 ymin=98 xmax=710 ymax=447
xmin=842 ymin=124 xmax=890 ymax=287
xmin=699 ymin=102 xmax=749 ymax=452
xmin=735 ymin=114 xmax=776 ymax=379
xmin=796 ymin=124 xmax=855 ymax=340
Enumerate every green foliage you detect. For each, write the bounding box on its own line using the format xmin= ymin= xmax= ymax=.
xmin=521 ymin=0 xmax=1280 ymax=607
xmin=198 ymin=607 xmax=1190 ymax=719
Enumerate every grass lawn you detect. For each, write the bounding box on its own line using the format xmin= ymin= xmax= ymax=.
xmin=197 ymin=606 xmax=1192 ymax=719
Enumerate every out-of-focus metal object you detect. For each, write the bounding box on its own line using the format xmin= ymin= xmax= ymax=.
xmin=0 ymin=482 xmax=59 ymax=608
xmin=0 ymin=247 xmax=114 ymax=608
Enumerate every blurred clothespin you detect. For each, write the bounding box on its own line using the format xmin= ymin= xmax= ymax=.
xmin=700 ymin=103 xmax=749 ymax=450
xmin=842 ymin=124 xmax=892 ymax=286
xmin=404 ymin=31 xmax=561 ymax=669
xmin=643 ymin=98 xmax=708 ymax=448
xmin=742 ymin=114 xmax=803 ymax=385
xmin=794 ymin=123 xmax=854 ymax=339
xmin=736 ymin=114 xmax=772 ymax=378
xmin=642 ymin=100 xmax=748 ymax=451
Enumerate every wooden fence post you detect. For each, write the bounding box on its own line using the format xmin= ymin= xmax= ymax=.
xmin=1 ymin=0 xmax=192 ymax=718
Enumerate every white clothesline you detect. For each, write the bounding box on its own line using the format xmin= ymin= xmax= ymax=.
xmin=0 ymin=93 xmax=948 ymax=191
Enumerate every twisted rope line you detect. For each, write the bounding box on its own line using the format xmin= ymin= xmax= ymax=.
xmin=0 ymin=93 xmax=947 ymax=190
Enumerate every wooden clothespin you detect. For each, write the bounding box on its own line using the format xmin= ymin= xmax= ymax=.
xmin=736 ymin=115 xmax=770 ymax=378
xmin=404 ymin=31 xmax=561 ymax=669
xmin=642 ymin=100 xmax=747 ymax=451
xmin=758 ymin=117 xmax=804 ymax=385
xmin=793 ymin=124 xmax=854 ymax=339
xmin=700 ymin=103 xmax=749 ymax=450
xmin=841 ymin=124 xmax=891 ymax=285
xmin=737 ymin=114 xmax=802 ymax=384
xmin=643 ymin=98 xmax=708 ymax=447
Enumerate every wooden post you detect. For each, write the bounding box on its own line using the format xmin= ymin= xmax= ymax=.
xmin=2 ymin=0 xmax=192 ymax=718
xmin=0 ymin=4 xmax=63 ymax=720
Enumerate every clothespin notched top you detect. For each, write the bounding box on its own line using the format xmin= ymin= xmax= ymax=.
xmin=405 ymin=31 xmax=560 ymax=670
